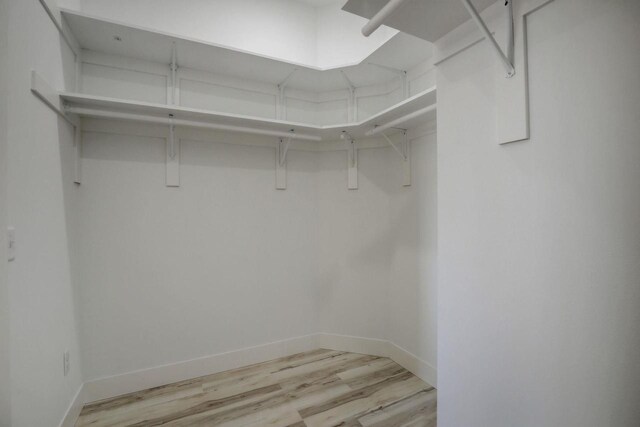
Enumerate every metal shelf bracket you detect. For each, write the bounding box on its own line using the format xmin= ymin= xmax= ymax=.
xmin=276 ymin=130 xmax=295 ymax=190
xmin=461 ymin=0 xmax=515 ymax=78
xmin=381 ymin=130 xmax=411 ymax=186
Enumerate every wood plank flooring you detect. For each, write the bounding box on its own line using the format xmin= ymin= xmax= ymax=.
xmin=76 ymin=349 xmax=437 ymax=427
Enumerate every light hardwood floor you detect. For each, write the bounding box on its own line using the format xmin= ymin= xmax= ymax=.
xmin=76 ymin=349 xmax=437 ymax=427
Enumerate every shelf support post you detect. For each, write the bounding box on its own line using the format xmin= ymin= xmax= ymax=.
xmin=401 ymin=131 xmax=411 ymax=186
xmin=341 ymin=131 xmax=358 ymax=190
xmin=381 ymin=131 xmax=411 ymax=186
xmin=276 ymin=69 xmax=297 ymax=120
xmin=275 ymin=138 xmax=288 ymax=190
xmin=340 ymin=71 xmax=357 ymax=122
xmin=348 ymin=140 xmax=358 ymax=190
xmin=166 ymin=115 xmax=180 ymax=187
xmin=169 ymin=42 xmax=179 ymax=104
xmin=460 ymin=0 xmax=515 ymax=78
xmin=73 ymin=119 xmax=82 ymax=184
xmin=165 ymin=44 xmax=181 ymax=187
xmin=368 ymin=62 xmax=408 ymax=99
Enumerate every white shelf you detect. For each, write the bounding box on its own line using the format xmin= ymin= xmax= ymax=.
xmin=61 ymin=8 xmax=433 ymax=92
xmin=343 ymin=0 xmax=495 ymax=42
xmin=60 ymin=86 xmax=436 ymax=141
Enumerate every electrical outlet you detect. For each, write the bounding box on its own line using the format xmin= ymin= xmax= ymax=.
xmin=63 ymin=350 xmax=70 ymax=376
xmin=7 ymin=227 xmax=15 ymax=261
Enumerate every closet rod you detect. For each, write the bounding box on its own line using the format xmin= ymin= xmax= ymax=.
xmin=64 ymin=107 xmax=322 ymax=141
xmin=361 ymin=0 xmax=409 ymax=36
xmin=366 ymin=104 xmax=436 ymax=136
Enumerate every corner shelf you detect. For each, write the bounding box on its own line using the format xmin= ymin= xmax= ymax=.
xmin=60 ymin=86 xmax=436 ymax=142
xmin=61 ymin=8 xmax=433 ymax=93
xmin=42 ymin=7 xmax=438 ymax=190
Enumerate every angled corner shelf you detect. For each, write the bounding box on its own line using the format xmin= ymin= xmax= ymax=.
xmin=38 ymin=8 xmax=438 ymax=190
xmin=60 ymin=8 xmax=433 ymax=93
xmin=60 ymin=86 xmax=436 ymax=142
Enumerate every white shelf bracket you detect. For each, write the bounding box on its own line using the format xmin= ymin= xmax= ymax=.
xmin=368 ymin=62 xmax=408 ymax=99
xmin=381 ymin=131 xmax=411 ymax=186
xmin=340 ymin=71 xmax=357 ymax=122
xmin=279 ymin=137 xmax=293 ymax=167
xmin=381 ymin=132 xmax=407 ymax=161
xmin=169 ymin=42 xmax=179 ymax=105
xmin=461 ymin=0 xmax=515 ymax=78
xmin=30 ymin=70 xmax=83 ymax=184
xmin=73 ymin=119 xmax=82 ymax=184
xmin=276 ymin=69 xmax=298 ymax=120
xmin=166 ymin=115 xmax=180 ymax=187
xmin=275 ymin=138 xmax=288 ymax=190
xmin=341 ymin=131 xmax=358 ymax=190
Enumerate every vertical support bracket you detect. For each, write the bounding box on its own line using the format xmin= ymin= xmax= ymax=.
xmin=166 ymin=44 xmax=181 ymax=187
xmin=340 ymin=71 xmax=357 ymax=122
xmin=348 ymin=141 xmax=358 ymax=190
xmin=341 ymin=131 xmax=358 ymax=190
xmin=166 ymin=115 xmax=180 ymax=187
xmin=460 ymin=0 xmax=515 ymax=78
xmin=276 ymin=69 xmax=297 ymax=120
xmin=368 ymin=62 xmax=408 ymax=99
xmin=73 ymin=119 xmax=82 ymax=184
xmin=170 ymin=43 xmax=180 ymax=104
xmin=381 ymin=131 xmax=411 ymax=186
xmin=275 ymin=138 xmax=288 ymax=190
xmin=401 ymin=131 xmax=411 ymax=187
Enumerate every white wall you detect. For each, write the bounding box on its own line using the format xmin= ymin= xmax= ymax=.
xmin=316 ymin=132 xmax=437 ymax=378
xmin=0 ymin=0 xmax=12 ymax=424
xmin=65 ymin=0 xmax=397 ymax=69
xmin=387 ymin=132 xmax=437 ymax=374
xmin=436 ymin=0 xmax=640 ymax=426
xmin=5 ymin=0 xmax=84 ymax=425
xmin=73 ymin=125 xmax=438 ymax=385
xmin=73 ymin=0 xmax=317 ymax=66
xmin=75 ymin=128 xmax=322 ymax=380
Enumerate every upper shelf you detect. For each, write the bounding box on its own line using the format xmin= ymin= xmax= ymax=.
xmin=343 ymin=0 xmax=495 ymax=42
xmin=61 ymin=8 xmax=433 ymax=93
xmin=60 ymin=86 xmax=436 ymax=141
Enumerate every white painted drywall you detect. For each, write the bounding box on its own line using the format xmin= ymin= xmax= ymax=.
xmin=5 ymin=0 xmax=84 ymax=425
xmin=388 ymin=132 xmax=437 ymax=376
xmin=436 ymin=0 xmax=640 ymax=426
xmin=62 ymin=0 xmax=397 ymax=69
xmin=0 ymin=0 xmax=11 ymax=424
xmin=73 ymin=126 xmax=438 ymax=385
xmin=316 ymin=132 xmax=437 ymax=379
xmin=75 ymin=130 xmax=322 ymax=379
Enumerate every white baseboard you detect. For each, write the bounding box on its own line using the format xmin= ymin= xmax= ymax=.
xmin=65 ymin=332 xmax=436 ymax=427
xmin=317 ymin=332 xmax=389 ymax=358
xmin=317 ymin=333 xmax=437 ymax=388
xmin=386 ymin=342 xmax=437 ymax=388
xmin=59 ymin=383 xmax=85 ymax=427
xmin=83 ymin=334 xmax=318 ymax=403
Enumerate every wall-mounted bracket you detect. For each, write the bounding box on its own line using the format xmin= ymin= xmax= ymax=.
xmin=368 ymin=62 xmax=408 ymax=99
xmin=276 ymin=69 xmax=298 ymax=120
xmin=169 ymin=42 xmax=179 ymax=104
xmin=275 ymin=139 xmax=287 ymax=190
xmin=381 ymin=131 xmax=411 ymax=186
xmin=461 ymin=0 xmax=515 ymax=78
xmin=340 ymin=71 xmax=358 ymax=122
xmin=73 ymin=119 xmax=82 ymax=184
xmin=341 ymin=131 xmax=358 ymax=190
xmin=30 ymin=70 xmax=83 ymax=184
xmin=166 ymin=115 xmax=180 ymax=187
